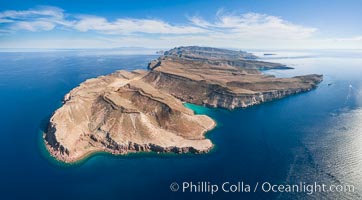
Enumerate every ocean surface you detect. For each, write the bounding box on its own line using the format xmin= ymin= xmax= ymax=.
xmin=0 ymin=49 xmax=361 ymax=200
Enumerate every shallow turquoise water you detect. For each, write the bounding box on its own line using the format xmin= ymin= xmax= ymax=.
xmin=0 ymin=50 xmax=361 ymax=199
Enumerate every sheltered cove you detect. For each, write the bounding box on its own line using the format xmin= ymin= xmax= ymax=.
xmin=44 ymin=46 xmax=323 ymax=163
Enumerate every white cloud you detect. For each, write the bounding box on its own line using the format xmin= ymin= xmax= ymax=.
xmin=0 ymin=6 xmax=206 ymax=35
xmin=0 ymin=6 xmax=316 ymax=37
xmin=4 ymin=6 xmax=360 ymax=49
xmin=0 ymin=6 xmax=72 ymax=32
xmin=0 ymin=6 xmax=64 ymax=20
xmin=72 ymin=15 xmax=206 ymax=34
xmin=331 ymin=36 xmax=362 ymax=42
xmin=190 ymin=11 xmax=317 ymax=40
xmin=0 ymin=19 xmax=14 ymax=23
xmin=11 ymin=21 xmax=56 ymax=32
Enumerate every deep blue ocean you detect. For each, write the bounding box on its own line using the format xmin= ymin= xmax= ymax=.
xmin=0 ymin=49 xmax=361 ymax=200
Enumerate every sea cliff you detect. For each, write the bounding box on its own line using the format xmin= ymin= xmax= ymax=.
xmin=45 ymin=46 xmax=323 ymax=163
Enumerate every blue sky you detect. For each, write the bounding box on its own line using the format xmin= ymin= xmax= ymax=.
xmin=0 ymin=0 xmax=361 ymax=49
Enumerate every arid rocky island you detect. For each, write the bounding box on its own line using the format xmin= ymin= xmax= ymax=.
xmin=44 ymin=46 xmax=323 ymax=163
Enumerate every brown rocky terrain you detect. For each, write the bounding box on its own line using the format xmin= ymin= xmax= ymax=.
xmin=45 ymin=46 xmax=323 ymax=163
xmin=145 ymin=47 xmax=322 ymax=109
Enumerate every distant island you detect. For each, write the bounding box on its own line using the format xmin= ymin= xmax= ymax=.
xmin=44 ymin=46 xmax=323 ymax=163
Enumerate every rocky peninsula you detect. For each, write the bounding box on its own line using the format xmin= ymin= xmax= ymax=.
xmin=44 ymin=46 xmax=323 ymax=163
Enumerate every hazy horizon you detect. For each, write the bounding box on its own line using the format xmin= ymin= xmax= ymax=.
xmin=1 ymin=0 xmax=362 ymax=49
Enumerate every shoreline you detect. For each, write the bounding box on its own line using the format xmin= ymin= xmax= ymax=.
xmin=43 ymin=87 xmax=321 ymax=165
xmin=42 ymin=46 xmax=322 ymax=165
xmin=41 ymin=103 xmax=219 ymax=165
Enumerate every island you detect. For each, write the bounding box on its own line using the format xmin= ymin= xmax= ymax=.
xmin=44 ymin=46 xmax=323 ymax=163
